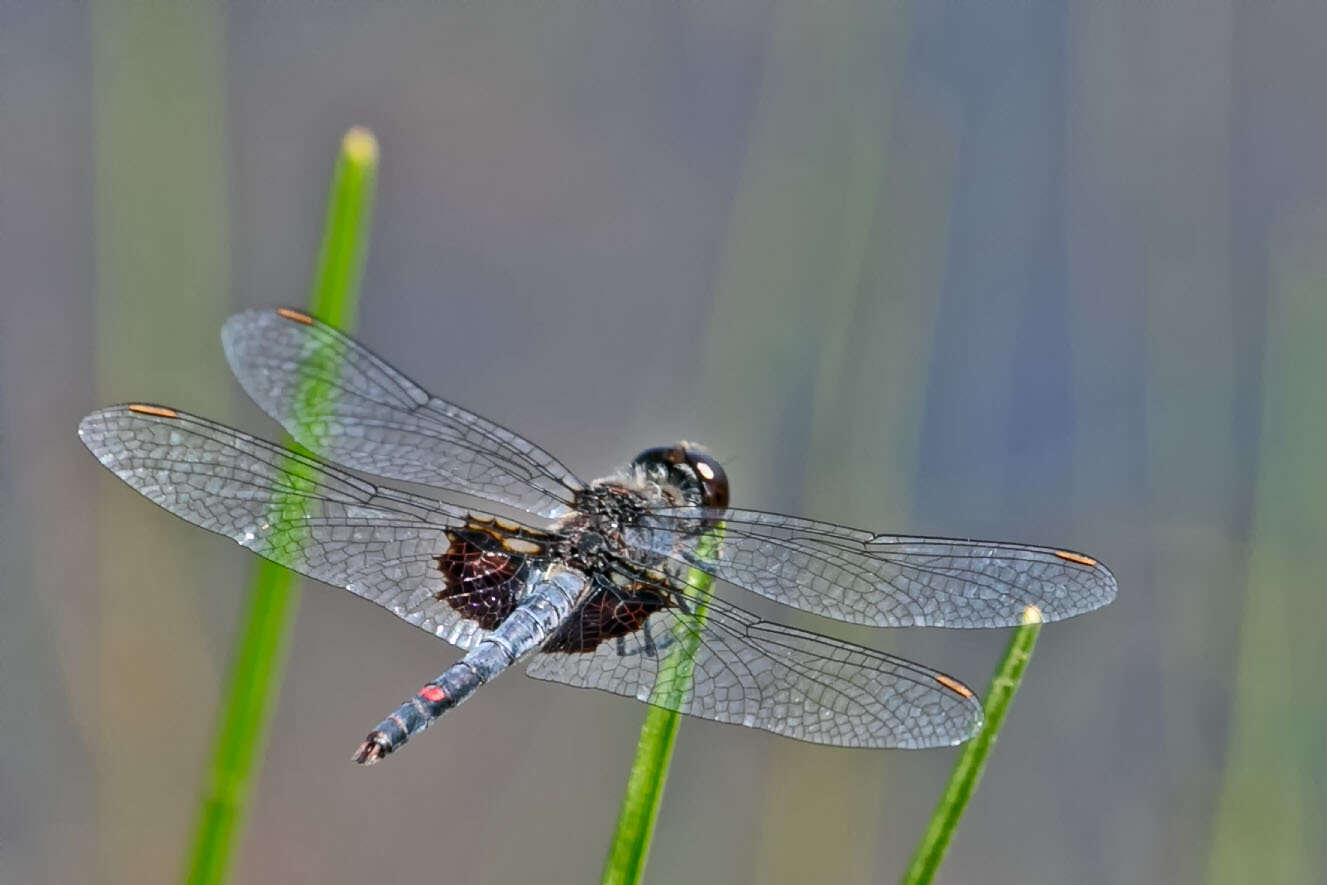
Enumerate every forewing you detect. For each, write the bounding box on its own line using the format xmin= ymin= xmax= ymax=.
xmin=626 ymin=508 xmax=1117 ymax=628
xmin=221 ymin=307 xmax=582 ymax=518
xmin=79 ymin=404 xmax=544 ymax=650
xmin=527 ymin=570 xmax=982 ymax=749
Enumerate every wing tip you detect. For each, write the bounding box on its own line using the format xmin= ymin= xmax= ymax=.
xmin=1052 ymin=547 xmax=1120 ymax=616
xmin=79 ymin=403 xmax=182 ymax=439
xmin=951 ymin=708 xmax=985 ymax=747
xmin=76 ymin=411 xmax=101 ymax=445
xmin=221 ymin=305 xmax=317 ymax=349
xmin=929 ymin=683 xmax=984 ymax=749
xmin=933 ymin=671 xmax=985 ymax=748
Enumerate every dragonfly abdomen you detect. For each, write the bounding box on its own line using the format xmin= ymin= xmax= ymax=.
xmin=353 ymin=567 xmax=584 ymax=764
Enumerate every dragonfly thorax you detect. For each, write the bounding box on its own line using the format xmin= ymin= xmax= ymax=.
xmin=552 ymin=483 xmax=654 ymax=576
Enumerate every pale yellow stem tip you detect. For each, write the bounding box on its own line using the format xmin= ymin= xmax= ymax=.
xmin=342 ymin=126 xmax=379 ymax=165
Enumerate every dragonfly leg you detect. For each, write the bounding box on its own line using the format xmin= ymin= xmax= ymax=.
xmin=641 ymin=618 xmax=659 ymax=657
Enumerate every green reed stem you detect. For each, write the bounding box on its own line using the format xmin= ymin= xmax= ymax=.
xmin=900 ymin=614 xmax=1043 ymax=885
xmin=183 ymin=127 xmax=378 ymax=885
xmin=601 ymin=527 xmax=724 ymax=885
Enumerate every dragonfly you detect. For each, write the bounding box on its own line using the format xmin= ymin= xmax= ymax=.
xmin=79 ymin=306 xmax=1116 ymax=764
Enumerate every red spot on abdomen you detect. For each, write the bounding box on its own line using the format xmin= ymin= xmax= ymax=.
xmin=419 ymin=685 xmax=446 ymax=704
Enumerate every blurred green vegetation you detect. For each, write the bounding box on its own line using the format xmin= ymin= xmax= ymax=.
xmin=183 ymin=127 xmax=377 ymax=885
xmin=902 ymin=618 xmax=1042 ymax=884
xmin=1208 ymin=211 xmax=1327 ymax=883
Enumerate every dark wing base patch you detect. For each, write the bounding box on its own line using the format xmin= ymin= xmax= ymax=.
xmin=435 ymin=524 xmax=543 ymax=630
xmin=541 ymin=580 xmax=670 ymax=653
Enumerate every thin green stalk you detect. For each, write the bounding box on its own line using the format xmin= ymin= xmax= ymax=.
xmin=901 ymin=609 xmax=1044 ymax=885
xmin=601 ymin=528 xmax=724 ymax=885
xmin=184 ymin=127 xmax=378 ymax=885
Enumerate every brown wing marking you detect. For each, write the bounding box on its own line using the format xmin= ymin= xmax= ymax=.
xmin=541 ymin=579 xmax=671 ymax=653
xmin=434 ymin=518 xmax=549 ymax=630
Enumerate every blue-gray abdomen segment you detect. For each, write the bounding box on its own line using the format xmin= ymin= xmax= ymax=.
xmin=352 ymin=567 xmax=583 ymax=764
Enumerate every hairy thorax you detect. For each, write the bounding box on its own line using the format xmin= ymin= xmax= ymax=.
xmin=549 ymin=469 xmax=683 ymax=577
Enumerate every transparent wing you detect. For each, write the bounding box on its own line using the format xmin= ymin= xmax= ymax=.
xmin=79 ymin=404 xmax=547 ymax=650
xmin=625 ymin=508 xmax=1117 ymax=628
xmin=527 ymin=568 xmax=983 ymax=749
xmin=221 ymin=307 xmax=583 ymax=518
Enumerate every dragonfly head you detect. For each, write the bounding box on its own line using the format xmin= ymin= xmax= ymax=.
xmin=631 ymin=444 xmax=730 ymax=509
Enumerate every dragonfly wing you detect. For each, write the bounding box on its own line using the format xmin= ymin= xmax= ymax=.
xmin=627 ymin=508 xmax=1117 ymax=628
xmin=221 ymin=307 xmax=583 ymax=518
xmin=526 ymin=569 xmax=982 ymax=749
xmin=79 ymin=405 xmax=548 ymax=650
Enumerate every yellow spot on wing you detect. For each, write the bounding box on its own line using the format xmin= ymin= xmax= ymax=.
xmin=127 ymin=404 xmax=179 ymax=419
xmin=934 ymin=674 xmax=975 ymax=699
xmin=1022 ymin=604 xmax=1044 ymax=625
xmin=276 ymin=307 xmax=314 ymax=325
xmin=502 ymin=538 xmax=543 ymax=555
xmin=1054 ymin=550 xmax=1097 ymax=567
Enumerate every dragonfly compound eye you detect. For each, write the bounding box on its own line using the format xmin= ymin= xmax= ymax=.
xmin=631 ymin=444 xmax=729 ymax=508
xmin=683 ymin=449 xmax=729 ymax=509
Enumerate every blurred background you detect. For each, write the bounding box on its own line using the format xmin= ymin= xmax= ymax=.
xmin=2 ymin=1 xmax=1324 ymax=882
